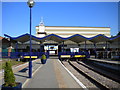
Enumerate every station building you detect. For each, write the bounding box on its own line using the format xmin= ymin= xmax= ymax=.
xmin=1 ymin=20 xmax=120 ymax=58
xmin=36 ymin=22 xmax=111 ymax=38
xmin=35 ymin=20 xmax=118 ymax=56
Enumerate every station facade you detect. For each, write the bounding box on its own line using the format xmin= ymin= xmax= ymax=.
xmin=34 ymin=20 xmax=118 ymax=56
xmin=36 ymin=20 xmax=111 ymax=38
xmin=1 ymin=20 xmax=120 ymax=58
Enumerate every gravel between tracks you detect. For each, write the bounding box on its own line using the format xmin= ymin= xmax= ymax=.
xmin=78 ymin=61 xmax=120 ymax=83
xmin=62 ymin=61 xmax=99 ymax=89
xmin=71 ymin=61 xmax=120 ymax=89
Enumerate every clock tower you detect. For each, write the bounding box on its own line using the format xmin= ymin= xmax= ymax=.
xmin=36 ymin=17 xmax=46 ymax=37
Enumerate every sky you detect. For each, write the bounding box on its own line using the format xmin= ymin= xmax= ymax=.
xmin=2 ymin=2 xmax=119 ymax=37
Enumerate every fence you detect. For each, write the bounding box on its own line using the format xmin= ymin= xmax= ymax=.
xmin=0 ymin=52 xmax=49 ymax=59
xmin=96 ymin=51 xmax=120 ymax=59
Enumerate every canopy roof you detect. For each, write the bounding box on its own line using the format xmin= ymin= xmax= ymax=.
xmin=4 ymin=33 xmax=120 ymax=44
xmin=110 ymin=35 xmax=120 ymax=42
xmin=88 ymin=34 xmax=110 ymax=43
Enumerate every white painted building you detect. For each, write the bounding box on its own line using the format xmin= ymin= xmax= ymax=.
xmin=36 ymin=19 xmax=111 ymax=38
xmin=34 ymin=19 xmax=120 ymax=56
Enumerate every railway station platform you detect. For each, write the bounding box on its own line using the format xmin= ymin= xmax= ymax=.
xmin=88 ymin=58 xmax=120 ymax=73
xmin=0 ymin=57 xmax=85 ymax=89
xmin=89 ymin=58 xmax=120 ymax=65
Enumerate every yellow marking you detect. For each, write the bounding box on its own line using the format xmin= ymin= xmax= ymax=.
xmin=60 ymin=55 xmax=71 ymax=58
xmin=74 ymin=55 xmax=86 ymax=58
xmin=24 ymin=56 xmax=38 ymax=58
xmin=31 ymin=56 xmax=38 ymax=58
xmin=24 ymin=56 xmax=30 ymax=58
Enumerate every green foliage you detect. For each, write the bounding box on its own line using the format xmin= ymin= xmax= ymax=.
xmin=41 ymin=54 xmax=46 ymax=60
xmin=4 ymin=61 xmax=16 ymax=87
xmin=0 ymin=59 xmax=24 ymax=70
xmin=117 ymin=31 xmax=120 ymax=36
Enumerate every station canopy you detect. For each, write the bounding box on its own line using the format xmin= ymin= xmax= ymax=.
xmin=110 ymin=35 xmax=120 ymax=42
xmin=88 ymin=34 xmax=110 ymax=43
xmin=4 ymin=33 xmax=120 ymax=44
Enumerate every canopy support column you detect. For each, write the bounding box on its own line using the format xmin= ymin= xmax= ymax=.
xmin=106 ymin=41 xmax=108 ymax=58
xmin=48 ymin=44 xmax=49 ymax=55
xmin=40 ymin=41 xmax=42 ymax=53
xmin=15 ymin=42 xmax=18 ymax=58
xmin=15 ymin=42 xmax=18 ymax=52
xmin=63 ymin=41 xmax=64 ymax=52
xmin=84 ymin=41 xmax=86 ymax=50
xmin=94 ymin=43 xmax=97 ymax=58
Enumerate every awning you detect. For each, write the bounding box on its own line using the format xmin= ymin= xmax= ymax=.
xmin=67 ymin=34 xmax=88 ymax=43
xmin=4 ymin=33 xmax=119 ymax=44
xmin=4 ymin=33 xmax=40 ymax=43
xmin=89 ymin=34 xmax=110 ymax=43
xmin=110 ymin=35 xmax=120 ymax=42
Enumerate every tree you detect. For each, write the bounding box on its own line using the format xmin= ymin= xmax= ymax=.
xmin=4 ymin=61 xmax=16 ymax=87
xmin=117 ymin=31 xmax=120 ymax=36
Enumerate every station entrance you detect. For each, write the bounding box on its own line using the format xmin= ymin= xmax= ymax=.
xmin=44 ymin=44 xmax=58 ymax=55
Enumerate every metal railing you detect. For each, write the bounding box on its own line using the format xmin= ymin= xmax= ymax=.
xmin=96 ymin=51 xmax=120 ymax=59
xmin=0 ymin=52 xmax=49 ymax=59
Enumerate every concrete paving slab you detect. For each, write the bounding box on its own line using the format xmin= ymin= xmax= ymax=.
xmin=24 ymin=58 xmax=82 ymax=88
xmin=24 ymin=59 xmax=59 ymax=88
xmin=0 ymin=57 xmax=84 ymax=89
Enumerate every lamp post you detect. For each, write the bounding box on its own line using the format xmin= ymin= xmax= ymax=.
xmin=27 ymin=0 xmax=35 ymax=78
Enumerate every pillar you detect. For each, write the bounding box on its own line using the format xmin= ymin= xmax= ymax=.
xmin=84 ymin=41 xmax=86 ymax=50
xmin=63 ymin=41 xmax=64 ymax=52
xmin=16 ymin=42 xmax=18 ymax=58
xmin=94 ymin=43 xmax=97 ymax=58
xmin=105 ymin=41 xmax=108 ymax=58
xmin=40 ymin=41 xmax=42 ymax=52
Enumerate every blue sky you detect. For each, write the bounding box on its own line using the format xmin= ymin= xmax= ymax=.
xmin=2 ymin=2 xmax=119 ymax=37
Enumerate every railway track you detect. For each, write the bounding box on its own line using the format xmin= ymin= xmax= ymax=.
xmin=85 ymin=59 xmax=120 ymax=75
xmin=77 ymin=60 xmax=120 ymax=84
xmin=68 ymin=61 xmax=120 ymax=90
